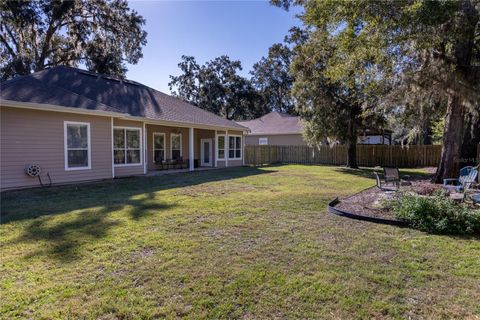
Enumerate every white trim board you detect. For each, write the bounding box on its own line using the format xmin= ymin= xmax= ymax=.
xmin=170 ymin=133 xmax=182 ymax=159
xmin=64 ymin=121 xmax=92 ymax=171
xmin=227 ymin=134 xmax=243 ymax=161
xmin=112 ymin=126 xmax=143 ymax=167
xmin=152 ymin=132 xmax=166 ymax=162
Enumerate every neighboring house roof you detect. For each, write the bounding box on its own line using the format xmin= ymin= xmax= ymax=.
xmin=237 ymin=111 xmax=303 ymax=135
xmin=0 ymin=66 xmax=246 ymax=131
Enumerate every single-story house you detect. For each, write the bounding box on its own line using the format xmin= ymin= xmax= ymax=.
xmin=237 ymin=112 xmax=307 ymax=146
xmin=0 ymin=66 xmax=247 ymax=191
xmin=357 ymin=129 xmax=392 ymax=145
xmin=238 ymin=111 xmax=392 ymax=146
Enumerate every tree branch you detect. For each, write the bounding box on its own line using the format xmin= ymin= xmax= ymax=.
xmin=0 ymin=33 xmax=15 ymax=56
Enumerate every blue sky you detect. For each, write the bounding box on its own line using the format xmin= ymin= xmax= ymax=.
xmin=126 ymin=1 xmax=301 ymax=93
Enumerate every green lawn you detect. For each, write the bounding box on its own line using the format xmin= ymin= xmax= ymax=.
xmin=1 ymin=165 xmax=479 ymax=319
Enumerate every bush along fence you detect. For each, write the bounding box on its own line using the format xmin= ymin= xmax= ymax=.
xmin=244 ymin=145 xmax=443 ymax=168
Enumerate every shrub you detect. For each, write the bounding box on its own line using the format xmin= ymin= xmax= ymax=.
xmin=389 ymin=191 xmax=480 ymax=234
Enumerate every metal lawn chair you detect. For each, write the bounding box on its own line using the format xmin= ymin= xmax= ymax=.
xmin=384 ymin=167 xmax=401 ymax=184
xmin=374 ymin=171 xmax=398 ymax=192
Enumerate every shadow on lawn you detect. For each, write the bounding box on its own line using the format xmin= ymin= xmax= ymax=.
xmin=1 ymin=167 xmax=274 ymax=261
xmin=1 ymin=166 xmax=273 ymax=223
xmin=13 ymin=193 xmax=176 ymax=261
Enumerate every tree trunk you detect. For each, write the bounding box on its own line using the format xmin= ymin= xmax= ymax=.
xmin=346 ymin=138 xmax=357 ymax=168
xmin=433 ymin=1 xmax=477 ymax=183
xmin=434 ymin=95 xmax=465 ymax=183
xmin=461 ymin=113 xmax=480 ymax=166
xmin=346 ymin=118 xmax=358 ymax=168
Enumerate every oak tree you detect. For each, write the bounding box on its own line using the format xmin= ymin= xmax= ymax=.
xmin=0 ymin=0 xmax=147 ymax=79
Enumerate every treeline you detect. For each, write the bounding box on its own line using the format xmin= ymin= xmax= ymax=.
xmin=168 ymin=44 xmax=295 ymax=121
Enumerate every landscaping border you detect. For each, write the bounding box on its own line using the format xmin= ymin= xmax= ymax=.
xmin=328 ymin=197 xmax=409 ymax=227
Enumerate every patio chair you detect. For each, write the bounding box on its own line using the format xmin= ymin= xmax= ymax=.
xmin=374 ymin=172 xmax=398 ymax=192
xmin=443 ymin=166 xmax=478 ymax=193
xmin=153 ymin=157 xmax=166 ymax=170
xmin=383 ymin=167 xmax=401 ymax=186
xmin=176 ymin=157 xmax=186 ymax=169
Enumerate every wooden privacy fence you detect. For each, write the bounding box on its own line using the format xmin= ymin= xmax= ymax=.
xmin=245 ymin=145 xmax=443 ymax=168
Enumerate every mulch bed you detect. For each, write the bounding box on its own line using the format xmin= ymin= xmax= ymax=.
xmin=335 ymin=178 xmax=443 ymax=222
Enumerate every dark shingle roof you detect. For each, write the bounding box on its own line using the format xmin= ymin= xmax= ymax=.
xmin=0 ymin=66 xmax=245 ymax=130
xmin=237 ymin=112 xmax=302 ymax=135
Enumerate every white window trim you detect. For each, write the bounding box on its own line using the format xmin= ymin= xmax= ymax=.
xmin=153 ymin=132 xmax=166 ymax=163
xmin=228 ymin=134 xmax=243 ymax=160
xmin=64 ymin=121 xmax=91 ymax=171
xmin=217 ymin=134 xmax=226 ymax=160
xmin=170 ymin=133 xmax=182 ymax=159
xmin=113 ymin=126 xmax=143 ymax=167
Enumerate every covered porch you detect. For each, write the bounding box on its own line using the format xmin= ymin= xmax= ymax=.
xmin=144 ymin=123 xmax=244 ymax=173
xmin=111 ymin=118 xmax=245 ymax=178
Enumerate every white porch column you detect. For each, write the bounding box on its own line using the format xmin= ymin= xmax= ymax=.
xmin=111 ymin=117 xmax=115 ymax=178
xmin=242 ymin=132 xmax=245 ymax=166
xmin=189 ymin=127 xmax=194 ymax=171
xmin=214 ymin=130 xmax=218 ymax=168
xmin=225 ymin=130 xmax=229 ymax=168
xmin=143 ymin=122 xmax=147 ymax=174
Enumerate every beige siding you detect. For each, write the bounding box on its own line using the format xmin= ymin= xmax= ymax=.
xmin=112 ymin=118 xmax=145 ymax=177
xmin=216 ymin=159 xmax=243 ymax=168
xmin=1 ymin=107 xmax=112 ymax=190
xmin=245 ymin=134 xmax=307 ymax=146
xmin=1 ymin=106 xmax=246 ymax=190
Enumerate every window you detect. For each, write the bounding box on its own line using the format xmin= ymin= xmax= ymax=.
xmin=259 ymin=137 xmax=268 ymax=145
xmin=153 ymin=133 xmax=165 ymax=163
xmin=217 ymin=135 xmax=225 ymax=160
xmin=170 ymin=133 xmax=182 ymax=160
xmin=114 ymin=127 xmax=142 ymax=165
xmin=228 ymin=135 xmax=242 ymax=160
xmin=64 ymin=122 xmax=91 ymax=170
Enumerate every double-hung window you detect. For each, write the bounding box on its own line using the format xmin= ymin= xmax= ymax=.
xmin=64 ymin=121 xmax=91 ymax=170
xmin=217 ymin=135 xmax=226 ymax=160
xmin=170 ymin=133 xmax=182 ymax=160
xmin=153 ymin=133 xmax=166 ymax=163
xmin=114 ymin=127 xmax=142 ymax=165
xmin=228 ymin=135 xmax=242 ymax=160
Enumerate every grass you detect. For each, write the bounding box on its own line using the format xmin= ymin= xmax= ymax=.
xmin=1 ymin=164 xmax=479 ymax=319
